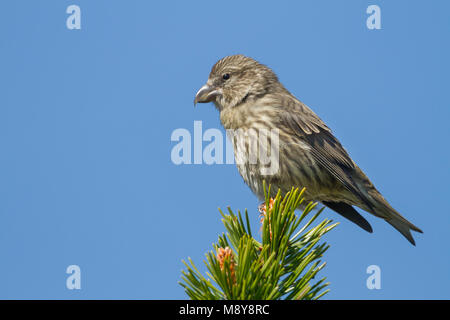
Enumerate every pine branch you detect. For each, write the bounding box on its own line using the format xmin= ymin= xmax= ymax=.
xmin=179 ymin=182 xmax=338 ymax=300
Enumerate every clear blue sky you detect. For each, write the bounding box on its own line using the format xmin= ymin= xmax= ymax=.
xmin=0 ymin=0 xmax=449 ymax=299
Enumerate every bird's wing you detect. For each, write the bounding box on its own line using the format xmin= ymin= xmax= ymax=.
xmin=322 ymin=201 xmax=373 ymax=233
xmin=278 ymin=97 xmax=373 ymax=208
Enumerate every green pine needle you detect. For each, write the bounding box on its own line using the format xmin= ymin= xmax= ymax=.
xmin=180 ymin=183 xmax=338 ymax=300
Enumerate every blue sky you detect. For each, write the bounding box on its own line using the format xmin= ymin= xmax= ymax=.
xmin=0 ymin=0 xmax=449 ymax=299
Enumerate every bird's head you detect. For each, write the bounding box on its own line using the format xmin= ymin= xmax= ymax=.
xmin=194 ymin=55 xmax=280 ymax=111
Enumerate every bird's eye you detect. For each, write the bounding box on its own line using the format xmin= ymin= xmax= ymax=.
xmin=222 ymin=73 xmax=230 ymax=80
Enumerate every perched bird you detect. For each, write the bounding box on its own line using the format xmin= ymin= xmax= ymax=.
xmin=194 ymin=54 xmax=422 ymax=245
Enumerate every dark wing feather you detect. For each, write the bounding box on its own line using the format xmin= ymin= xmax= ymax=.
xmin=323 ymin=201 xmax=373 ymax=233
xmin=279 ymin=98 xmax=373 ymax=209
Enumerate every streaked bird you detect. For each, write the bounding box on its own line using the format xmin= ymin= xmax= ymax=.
xmin=194 ymin=54 xmax=422 ymax=245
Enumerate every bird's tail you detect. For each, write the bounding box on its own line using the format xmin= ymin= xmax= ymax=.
xmin=369 ymin=195 xmax=423 ymax=246
xmin=385 ymin=211 xmax=423 ymax=246
xmin=352 ymin=166 xmax=423 ymax=245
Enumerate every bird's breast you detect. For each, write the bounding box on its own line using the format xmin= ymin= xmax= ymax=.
xmin=219 ymin=102 xmax=332 ymax=200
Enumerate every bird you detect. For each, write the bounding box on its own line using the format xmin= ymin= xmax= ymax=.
xmin=194 ymin=54 xmax=422 ymax=245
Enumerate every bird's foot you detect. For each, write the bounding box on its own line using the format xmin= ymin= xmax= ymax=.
xmin=258 ymin=198 xmax=275 ymax=218
xmin=258 ymin=198 xmax=275 ymax=239
xmin=257 ymin=202 xmax=266 ymax=215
